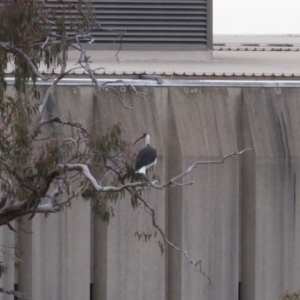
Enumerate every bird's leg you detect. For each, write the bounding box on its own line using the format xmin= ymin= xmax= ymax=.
xmin=150 ymin=165 xmax=154 ymax=175
xmin=145 ymin=167 xmax=155 ymax=183
xmin=149 ymin=166 xmax=155 ymax=181
xmin=144 ymin=172 xmax=152 ymax=187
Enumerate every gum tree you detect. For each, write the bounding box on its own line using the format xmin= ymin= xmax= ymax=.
xmin=0 ymin=0 xmax=250 ymax=298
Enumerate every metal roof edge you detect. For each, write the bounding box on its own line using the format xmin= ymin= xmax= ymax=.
xmin=5 ymin=71 xmax=300 ymax=77
xmin=5 ymin=77 xmax=300 ymax=87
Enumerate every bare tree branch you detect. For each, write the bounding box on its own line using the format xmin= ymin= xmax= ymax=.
xmin=31 ymin=116 xmax=87 ymax=138
xmin=152 ymin=148 xmax=252 ymax=189
xmin=60 ymin=149 xmax=252 ymax=192
xmin=132 ymin=191 xmax=212 ymax=288
xmin=38 ymin=66 xmax=83 ymax=114
xmin=41 ymin=36 xmax=50 ymax=49
xmin=0 ymin=287 xmax=30 ymax=300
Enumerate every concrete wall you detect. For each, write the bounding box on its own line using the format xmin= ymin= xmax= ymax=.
xmin=0 ymin=85 xmax=299 ymax=300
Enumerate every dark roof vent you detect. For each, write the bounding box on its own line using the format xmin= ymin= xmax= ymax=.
xmin=45 ymin=0 xmax=212 ymax=50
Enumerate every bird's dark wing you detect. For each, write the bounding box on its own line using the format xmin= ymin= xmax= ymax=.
xmin=135 ymin=146 xmax=157 ymax=171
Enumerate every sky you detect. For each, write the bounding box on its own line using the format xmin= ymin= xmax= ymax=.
xmin=214 ymin=0 xmax=300 ymax=35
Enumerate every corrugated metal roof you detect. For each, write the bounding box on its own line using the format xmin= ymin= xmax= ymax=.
xmin=5 ymin=35 xmax=300 ymax=78
xmin=7 ymin=71 xmax=298 ymax=78
xmin=5 ymin=70 xmax=300 ymax=78
xmin=213 ymin=45 xmax=300 ymax=51
xmin=213 ymin=35 xmax=300 ymax=51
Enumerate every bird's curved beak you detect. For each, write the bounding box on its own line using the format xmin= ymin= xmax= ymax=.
xmin=134 ymin=134 xmax=145 ymax=145
xmin=134 ymin=136 xmax=143 ymax=145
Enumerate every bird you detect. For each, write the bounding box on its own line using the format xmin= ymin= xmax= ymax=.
xmin=134 ymin=133 xmax=157 ymax=175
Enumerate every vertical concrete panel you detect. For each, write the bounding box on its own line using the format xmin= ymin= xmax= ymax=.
xmin=55 ymin=87 xmax=91 ymax=300
xmin=26 ymin=201 xmax=90 ymax=300
xmin=64 ymin=200 xmax=91 ymax=300
xmin=105 ymin=192 xmax=165 ymax=300
xmin=89 ymin=87 xmax=168 ymax=300
xmin=167 ymin=87 xmax=240 ymax=300
xmin=0 ymin=225 xmax=16 ymax=300
xmin=30 ymin=211 xmax=67 ymax=300
xmin=166 ymin=92 xmax=183 ymax=300
xmin=293 ymin=159 xmax=300 ymax=290
xmin=93 ymin=216 xmax=108 ymax=300
xmin=240 ymin=91 xmax=256 ymax=300
xmin=18 ymin=86 xmax=92 ymax=300
xmin=242 ymin=88 xmax=300 ymax=300
xmin=274 ymin=89 xmax=300 ymax=293
xmin=18 ymin=220 xmax=33 ymax=298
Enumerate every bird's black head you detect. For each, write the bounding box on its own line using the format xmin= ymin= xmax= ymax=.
xmin=134 ymin=133 xmax=148 ymax=145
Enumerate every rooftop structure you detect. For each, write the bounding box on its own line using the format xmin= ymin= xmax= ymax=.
xmin=6 ymin=35 xmax=300 ymax=79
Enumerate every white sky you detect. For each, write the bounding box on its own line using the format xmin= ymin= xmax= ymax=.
xmin=214 ymin=0 xmax=300 ymax=35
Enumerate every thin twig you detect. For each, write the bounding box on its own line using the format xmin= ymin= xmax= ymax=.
xmin=133 ymin=190 xmax=212 ymax=288
xmin=104 ymin=86 xmax=134 ymax=110
xmin=152 ymin=148 xmax=252 ymax=189
xmin=41 ymin=36 xmax=49 ymax=49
